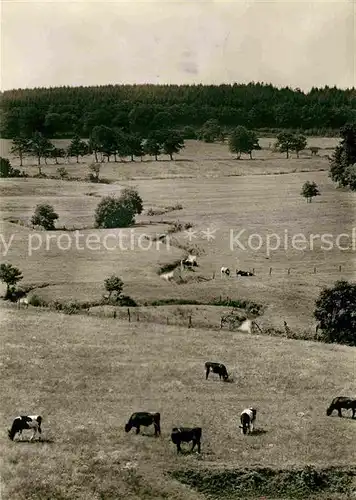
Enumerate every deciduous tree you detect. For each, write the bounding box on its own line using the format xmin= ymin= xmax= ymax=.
xmin=0 ymin=263 xmax=23 ymax=300
xmin=314 ymin=280 xmax=356 ymax=346
xmin=301 ymin=181 xmax=320 ymax=202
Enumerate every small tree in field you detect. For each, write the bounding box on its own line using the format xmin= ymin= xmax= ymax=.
xmin=0 ymin=263 xmax=23 ymax=300
xmin=67 ymin=136 xmax=88 ymax=163
xmin=144 ymin=133 xmax=162 ymax=161
xmin=162 ymin=131 xmax=185 ymax=160
xmin=104 ymin=275 xmax=124 ymax=301
xmin=301 ymin=181 xmax=320 ymax=202
xmin=10 ymin=137 xmax=30 ymax=166
xmin=31 ymin=204 xmax=59 ymax=230
xmin=314 ymin=280 xmax=356 ymax=346
xmin=275 ymin=132 xmax=295 ymax=159
xmin=228 ymin=126 xmax=260 ymax=159
xmin=292 ymin=134 xmax=307 ymax=158
xmin=28 ymin=132 xmax=54 ymax=172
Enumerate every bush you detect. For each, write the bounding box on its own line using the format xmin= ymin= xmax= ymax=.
xmin=95 ymin=189 xmax=143 ymax=228
xmin=95 ymin=196 xmax=136 ymax=228
xmin=28 ymin=294 xmax=47 ymax=307
xmin=31 ymin=204 xmax=59 ymax=230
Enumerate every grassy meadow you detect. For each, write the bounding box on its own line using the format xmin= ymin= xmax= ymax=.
xmin=1 ymin=137 xmax=356 ymax=499
xmin=1 ymin=307 xmax=356 ymax=499
xmin=0 ymin=138 xmax=355 ymax=333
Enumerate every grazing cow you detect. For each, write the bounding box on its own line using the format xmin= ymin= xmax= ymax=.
xmin=326 ymin=397 xmax=356 ymax=418
xmin=238 ymin=319 xmax=253 ymax=334
xmin=161 ymin=270 xmax=175 ymax=282
xmin=171 ymin=427 xmax=202 ymax=453
xmin=205 ymin=361 xmax=229 ymax=381
xmin=236 ymin=270 xmax=254 ymax=277
xmin=240 ymin=408 xmax=257 ymax=435
xmin=8 ymin=415 xmax=42 ymax=441
xmin=125 ymin=412 xmax=161 ymax=436
xmin=181 ymin=255 xmax=198 ymax=270
xmin=17 ymin=297 xmax=29 ymax=309
xmin=220 ymin=266 xmax=230 ymax=277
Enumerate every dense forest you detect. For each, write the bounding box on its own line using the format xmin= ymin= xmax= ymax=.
xmin=1 ymin=83 xmax=356 ymax=138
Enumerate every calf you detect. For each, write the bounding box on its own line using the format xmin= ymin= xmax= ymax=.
xmin=236 ymin=270 xmax=254 ymax=277
xmin=171 ymin=427 xmax=202 ymax=453
xmin=125 ymin=412 xmax=161 ymax=436
xmin=240 ymin=408 xmax=257 ymax=434
xmin=205 ymin=361 xmax=229 ymax=381
xmin=8 ymin=415 xmax=42 ymax=441
xmin=220 ymin=266 xmax=230 ymax=277
xmin=326 ymin=397 xmax=356 ymax=418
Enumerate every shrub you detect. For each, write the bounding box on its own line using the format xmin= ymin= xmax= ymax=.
xmin=28 ymin=294 xmax=47 ymax=307
xmin=95 ymin=188 xmax=143 ymax=228
xmin=31 ymin=204 xmax=59 ymax=230
xmin=95 ymin=196 xmax=135 ymax=228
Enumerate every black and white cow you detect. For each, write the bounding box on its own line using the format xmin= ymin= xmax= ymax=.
xmin=171 ymin=427 xmax=202 ymax=453
xmin=8 ymin=415 xmax=42 ymax=441
xmin=220 ymin=267 xmax=230 ymax=277
xmin=326 ymin=397 xmax=356 ymax=418
xmin=240 ymin=408 xmax=257 ymax=434
xmin=236 ymin=270 xmax=254 ymax=277
xmin=205 ymin=362 xmax=229 ymax=381
xmin=125 ymin=412 xmax=161 ymax=436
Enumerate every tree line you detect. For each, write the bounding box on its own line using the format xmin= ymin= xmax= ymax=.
xmin=1 ymin=83 xmax=356 ymax=138
xmin=3 ymin=126 xmax=185 ymax=173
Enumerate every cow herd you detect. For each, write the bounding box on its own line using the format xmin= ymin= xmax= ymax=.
xmin=8 ymin=365 xmax=355 ymax=454
xmin=220 ymin=267 xmax=255 ymax=278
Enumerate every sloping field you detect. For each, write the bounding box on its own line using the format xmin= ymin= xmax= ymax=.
xmin=0 ymin=160 xmax=355 ymax=333
xmin=1 ymin=307 xmax=355 ymax=499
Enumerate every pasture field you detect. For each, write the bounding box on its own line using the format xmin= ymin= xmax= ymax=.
xmin=1 ymin=137 xmax=356 ymax=498
xmin=0 ymin=138 xmax=355 ymax=334
xmin=1 ymin=306 xmax=356 ymax=499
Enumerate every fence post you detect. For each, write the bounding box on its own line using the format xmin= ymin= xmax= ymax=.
xmin=314 ymin=266 xmax=316 ymax=274
xmin=188 ymin=315 xmax=192 ymax=328
xmin=252 ymin=268 xmax=255 ymax=274
xmin=339 ymin=265 xmax=342 ymax=272
xmin=137 ymin=312 xmax=139 ymax=322
xmin=287 ymin=268 xmax=290 ymax=275
xmin=269 ymin=267 xmax=272 ymax=275
xmin=220 ymin=317 xmax=223 ymax=329
xmin=113 ymin=310 xmax=116 ymax=319
xmin=166 ymin=317 xmax=169 ymax=325
xmin=127 ymin=308 xmax=131 ymax=322
xmin=212 ymin=272 xmax=215 ymax=279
